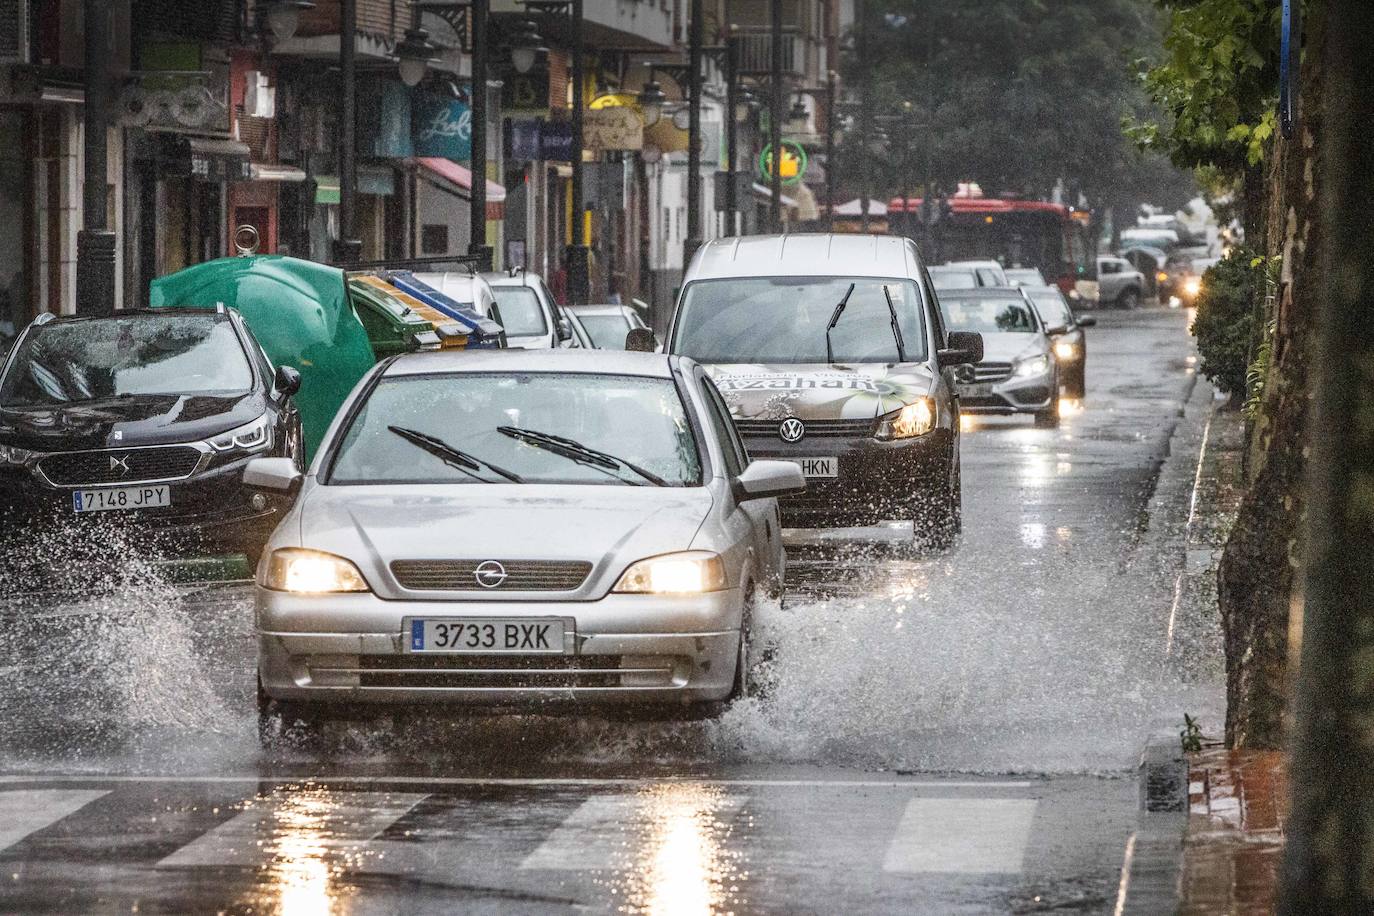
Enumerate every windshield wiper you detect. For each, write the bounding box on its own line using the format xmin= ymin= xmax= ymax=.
xmin=496 ymin=426 xmax=667 ymax=486
xmin=824 ymin=283 xmax=857 ymax=364
xmin=387 ymin=426 xmax=525 ymax=483
xmin=882 ymin=284 xmax=908 ymax=362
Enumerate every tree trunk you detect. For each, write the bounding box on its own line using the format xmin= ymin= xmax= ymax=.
xmin=1217 ymin=3 xmax=1325 ymax=750
xmin=1241 ymin=159 xmax=1268 ymax=249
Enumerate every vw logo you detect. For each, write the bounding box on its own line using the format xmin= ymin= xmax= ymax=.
xmin=954 ymin=364 xmax=977 ymax=384
xmin=778 ymin=417 xmax=806 ymax=443
xmin=473 ymin=560 xmax=509 ymax=589
xmin=109 ymin=455 xmax=131 ymax=477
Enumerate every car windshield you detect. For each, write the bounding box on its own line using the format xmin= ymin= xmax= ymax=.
xmin=577 ymin=313 xmax=632 ymax=349
xmin=328 ymin=372 xmax=701 ymax=486
xmin=1027 ymin=290 xmax=1075 ymax=329
xmin=489 ymin=287 xmax=549 ymax=337
xmin=672 ymin=277 xmax=928 ymax=364
xmin=0 ymin=314 xmax=252 ymax=407
xmin=931 ymin=270 xmax=978 ymax=290
xmin=940 ymin=297 xmax=1039 ymax=334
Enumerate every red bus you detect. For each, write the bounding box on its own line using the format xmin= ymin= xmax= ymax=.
xmin=889 ymin=197 xmax=1094 ymax=294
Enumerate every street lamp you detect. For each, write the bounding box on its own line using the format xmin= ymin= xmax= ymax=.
xmin=507 ymin=19 xmax=546 ymax=75
xmin=263 ymin=1 xmax=314 ymax=42
xmin=734 ymin=84 xmax=756 ymax=123
xmin=396 ymin=27 xmax=440 ymax=87
xmin=636 ymin=77 xmax=667 ymax=128
xmin=786 ymin=95 xmax=808 ymax=134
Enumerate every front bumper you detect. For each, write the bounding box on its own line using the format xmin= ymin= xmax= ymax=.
xmin=957 ymin=369 xmax=1055 ymax=415
xmin=744 ymin=429 xmax=953 ymax=527
xmin=256 ymin=587 xmax=744 ymax=707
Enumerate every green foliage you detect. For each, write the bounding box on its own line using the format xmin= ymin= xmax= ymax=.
xmin=1128 ymin=0 xmax=1282 ymax=175
xmin=1190 ymin=246 xmax=1262 ymax=394
xmin=1243 ymin=258 xmax=1282 ymax=417
xmin=1181 ymin=713 xmax=1204 ymax=753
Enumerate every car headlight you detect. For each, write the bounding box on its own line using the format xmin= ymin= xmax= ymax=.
xmin=1184 ymin=278 xmax=1202 ymax=297
xmin=1054 ymin=340 xmax=1078 ymax=361
xmin=0 ymin=443 xmax=37 ymax=465
xmin=875 ymin=397 xmax=936 ymax=440
xmin=1156 ymin=271 xmax=1169 ymax=284
xmin=265 ymin=548 xmax=370 ymax=593
xmin=1014 ymin=354 xmax=1051 ymax=378
xmin=208 ymin=414 xmax=272 ymax=453
xmin=612 ymin=551 xmax=727 ymax=594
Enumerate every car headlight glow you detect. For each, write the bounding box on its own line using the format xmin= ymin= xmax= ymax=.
xmin=1054 ymin=341 xmax=1078 ymax=361
xmin=875 ymin=397 xmax=936 ymax=440
xmin=1014 ymin=354 xmax=1051 ymax=378
xmin=208 ymin=414 xmax=272 ymax=453
xmin=265 ymin=548 xmax=370 ymax=593
xmin=1184 ymin=278 xmax=1202 ymax=298
xmin=0 ymin=443 xmax=37 ymax=465
xmin=612 ymin=551 xmax=727 ymax=594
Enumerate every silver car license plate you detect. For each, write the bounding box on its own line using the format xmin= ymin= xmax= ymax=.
xmin=72 ymin=485 xmax=171 ymax=513
xmin=959 ymin=382 xmax=995 ymax=398
xmin=408 ymin=618 xmax=567 ymax=654
xmin=785 ymin=457 xmax=838 ymax=478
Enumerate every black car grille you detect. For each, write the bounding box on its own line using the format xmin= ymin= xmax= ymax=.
xmin=734 ymin=418 xmax=877 ymax=439
xmin=351 ymin=654 xmax=668 ymax=689
xmin=971 ymin=362 xmax=1013 ymax=383
xmin=38 ymin=446 xmax=202 ymax=486
xmin=391 ymin=559 xmax=593 ymax=592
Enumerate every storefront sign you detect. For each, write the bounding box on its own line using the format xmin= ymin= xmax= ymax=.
xmin=502 ymin=65 xmax=550 ymax=112
xmin=539 ymin=120 xmax=574 ymax=161
xmin=413 ymin=91 xmax=472 ymax=160
xmin=584 ymin=107 xmax=643 ymax=151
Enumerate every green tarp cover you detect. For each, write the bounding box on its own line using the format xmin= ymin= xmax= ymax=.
xmin=148 ymin=255 xmax=377 ymax=461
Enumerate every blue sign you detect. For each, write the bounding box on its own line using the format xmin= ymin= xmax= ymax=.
xmin=412 ymin=91 xmax=472 ymax=160
xmin=511 ymin=119 xmax=542 ymax=161
xmin=538 ymin=120 xmax=574 ymax=162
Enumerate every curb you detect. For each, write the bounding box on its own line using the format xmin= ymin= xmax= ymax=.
xmin=1115 ymin=733 xmax=1189 ymax=915
xmin=1140 ymin=731 xmax=1188 ymax=813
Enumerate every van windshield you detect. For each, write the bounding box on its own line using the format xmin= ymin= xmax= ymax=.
xmin=672 ymin=277 xmax=927 ymax=364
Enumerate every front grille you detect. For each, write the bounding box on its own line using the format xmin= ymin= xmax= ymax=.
xmin=735 ymin=417 xmax=876 ymax=439
xmin=973 ymin=362 xmax=1013 ymax=383
xmin=345 ymin=654 xmax=673 ymax=689
xmin=391 ymin=559 xmax=593 ymax=592
xmin=38 ymin=446 xmax=202 ymax=486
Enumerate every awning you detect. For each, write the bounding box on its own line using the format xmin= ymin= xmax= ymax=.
xmin=159 ymin=136 xmax=252 ymax=183
xmin=751 ymin=182 xmax=799 ymax=210
xmin=833 ymin=197 xmax=889 ymax=217
xmin=248 ymin=163 xmax=308 ymax=183
xmin=408 ymin=157 xmax=507 ymax=220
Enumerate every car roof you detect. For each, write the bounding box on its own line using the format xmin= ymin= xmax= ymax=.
xmin=481 ymin=271 xmax=538 ymax=288
xmin=567 ymin=304 xmax=631 ymax=316
xmin=929 ymin=265 xmax=974 ymax=273
xmin=32 ymin=307 xmax=233 ymax=326
xmin=945 ymin=259 xmax=1003 ymax=268
xmin=937 ymin=286 xmax=1028 ymax=298
xmin=381 ymin=348 xmax=680 ymax=379
xmin=684 ymin=233 xmax=923 ymax=282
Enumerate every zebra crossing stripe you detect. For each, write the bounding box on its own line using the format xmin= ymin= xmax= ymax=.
xmin=0 ymin=789 xmax=110 ymax=852
xmin=520 ymin=789 xmax=748 ymax=871
xmin=882 ymin=798 xmax=1039 ymax=874
xmin=158 ymin=790 xmax=428 ymax=868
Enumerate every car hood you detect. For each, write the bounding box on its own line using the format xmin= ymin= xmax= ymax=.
xmin=0 ymin=392 xmax=266 ymax=451
xmin=977 ymin=334 xmax=1047 ymax=364
xmin=294 ymin=484 xmax=715 ymax=600
xmin=703 ymin=363 xmax=935 ymax=420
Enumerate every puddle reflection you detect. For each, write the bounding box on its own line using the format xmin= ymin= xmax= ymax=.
xmin=268 ymin=791 xmax=340 ymax=916
xmin=624 ymin=784 xmax=746 ymax=916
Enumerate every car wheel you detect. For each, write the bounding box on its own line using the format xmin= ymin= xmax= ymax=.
xmin=1069 ymin=363 xmax=1087 ymax=399
xmin=726 ymin=586 xmax=756 ymax=704
xmin=916 ymin=461 xmax=960 ymax=551
xmin=256 ymin=678 xmax=318 ymax=747
xmin=1034 ymin=392 xmax=1061 ymax=428
xmin=1118 ymin=288 xmax=1141 ymax=310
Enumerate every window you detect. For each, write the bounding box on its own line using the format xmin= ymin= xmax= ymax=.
xmin=700 ymin=376 xmax=747 ymax=477
xmin=421 ymin=224 xmax=449 ymax=254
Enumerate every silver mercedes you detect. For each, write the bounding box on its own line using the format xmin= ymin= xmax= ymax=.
xmin=243 ymin=349 xmax=803 ymax=738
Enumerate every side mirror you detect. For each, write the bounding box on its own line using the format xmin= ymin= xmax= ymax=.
xmin=557 ymin=316 xmax=573 ymax=342
xmin=625 ymin=327 xmax=656 ymax=352
xmin=1075 ymin=314 xmax=1097 ymax=328
xmin=243 ymin=456 xmax=302 ymax=495
xmin=938 ymin=330 xmax=984 ymax=368
xmin=1045 ymin=323 xmax=1069 ymax=336
xmin=274 ymin=365 xmax=302 ymax=398
xmin=733 ymin=459 xmax=807 ymax=501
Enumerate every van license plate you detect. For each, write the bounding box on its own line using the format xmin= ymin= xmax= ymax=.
xmin=785 ymin=457 xmax=838 ymax=478
xmin=72 ymin=486 xmax=171 ymax=513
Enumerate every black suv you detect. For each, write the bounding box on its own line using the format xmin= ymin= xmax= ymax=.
xmin=0 ymin=308 xmax=302 ymax=563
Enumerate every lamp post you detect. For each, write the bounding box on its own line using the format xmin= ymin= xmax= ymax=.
xmin=76 ymin=0 xmax=115 ymax=315
xmin=769 ymin=0 xmax=783 ymax=233
xmin=334 ymin=0 xmax=362 ymax=264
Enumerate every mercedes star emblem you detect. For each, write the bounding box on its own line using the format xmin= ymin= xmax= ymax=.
xmin=109 ymin=455 xmax=131 ymax=477
xmin=955 ymin=364 xmax=978 ymax=384
xmin=778 ymin=417 xmax=806 ymax=443
xmin=474 ymin=560 xmax=509 ymax=589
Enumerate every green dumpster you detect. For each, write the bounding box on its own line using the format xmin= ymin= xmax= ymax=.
xmin=347 ymin=276 xmax=444 ymax=357
xmin=148 ymin=255 xmax=377 ymax=461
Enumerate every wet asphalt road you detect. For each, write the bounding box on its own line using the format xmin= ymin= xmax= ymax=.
xmin=0 ymin=307 xmax=1220 ymax=914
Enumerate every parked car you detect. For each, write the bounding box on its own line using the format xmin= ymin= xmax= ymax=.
xmin=0 ymin=309 xmax=303 ymax=566
xmin=1022 ymin=285 xmax=1096 ymax=398
xmin=928 ymin=266 xmax=980 ymax=290
xmin=945 ymin=259 xmax=1009 ymax=287
xmin=563 ymin=309 xmax=595 ymax=348
xmin=1120 ymin=245 xmax=1168 ymax=300
xmin=566 ymin=304 xmax=652 ymax=350
xmin=667 ymin=233 xmax=981 ymax=545
xmin=1120 ymin=227 xmax=1180 ymax=252
xmin=248 ymin=348 xmax=803 ymax=734
xmin=1004 ymin=268 xmax=1047 ymax=287
xmin=1095 ymin=256 xmax=1146 ymax=309
xmin=481 ymin=270 xmax=574 ymax=349
xmin=936 ymin=287 xmax=1060 ymax=427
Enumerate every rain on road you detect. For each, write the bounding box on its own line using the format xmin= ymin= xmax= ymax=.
xmin=0 ymin=308 xmax=1221 ymax=914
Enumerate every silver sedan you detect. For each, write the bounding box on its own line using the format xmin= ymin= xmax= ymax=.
xmin=244 ymin=349 xmax=803 ymax=738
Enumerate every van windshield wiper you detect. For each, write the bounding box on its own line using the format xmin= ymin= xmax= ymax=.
xmin=497 ymin=426 xmax=667 ymax=486
xmin=824 ymin=283 xmax=857 ymax=364
xmin=882 ymin=284 xmax=908 ymax=361
xmin=388 ymin=425 xmax=525 ymax=483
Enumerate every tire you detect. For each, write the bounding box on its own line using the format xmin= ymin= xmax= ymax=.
xmin=256 ymin=678 xmax=320 ymax=747
xmin=1118 ymin=287 xmax=1141 ymax=311
xmin=726 ymin=586 xmax=756 ymax=704
xmin=1034 ymin=388 xmax=1061 ymax=428
xmin=1068 ymin=363 xmax=1087 ymax=399
xmin=915 ymin=460 xmax=960 ymax=551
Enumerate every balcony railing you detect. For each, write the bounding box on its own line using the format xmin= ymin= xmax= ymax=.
xmin=731 ymin=29 xmax=804 ymax=77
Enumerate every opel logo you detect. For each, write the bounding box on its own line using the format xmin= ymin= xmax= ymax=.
xmin=954 ymin=364 xmax=977 ymax=384
xmin=474 ymin=560 xmax=509 ymax=589
xmin=109 ymin=455 xmax=131 ymax=477
xmin=778 ymin=417 xmax=806 ymax=443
